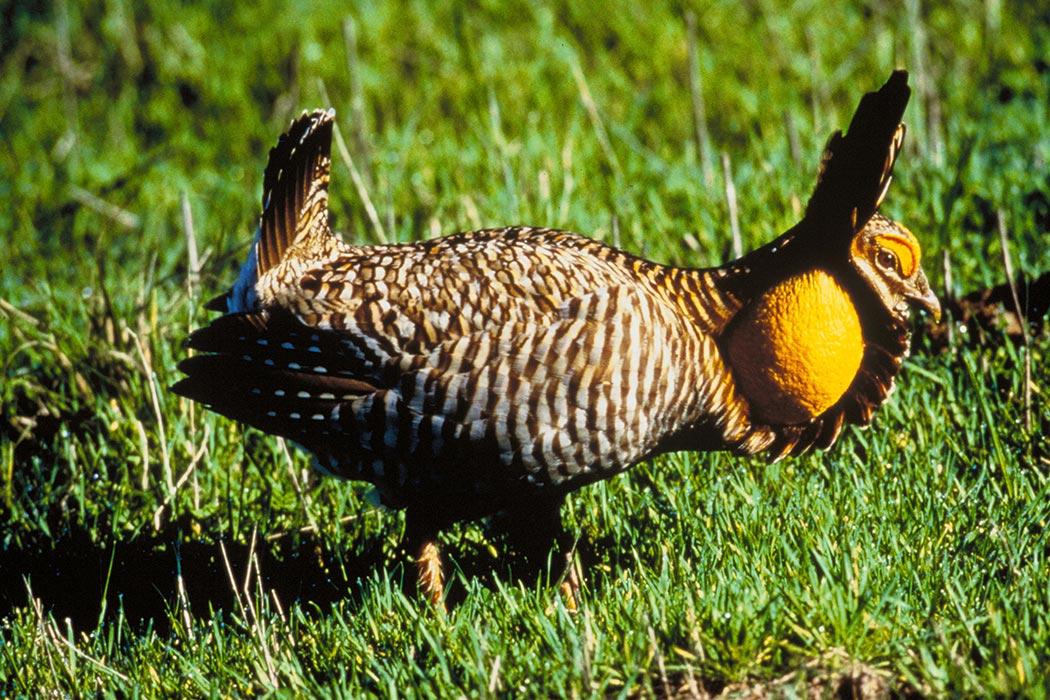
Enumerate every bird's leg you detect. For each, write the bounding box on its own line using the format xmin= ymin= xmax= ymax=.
xmin=403 ymin=511 xmax=446 ymax=613
xmin=416 ymin=539 xmax=445 ymax=610
xmin=558 ymin=542 xmax=582 ymax=613
xmin=504 ymin=495 xmax=581 ymax=611
xmin=551 ymin=515 xmax=583 ymax=612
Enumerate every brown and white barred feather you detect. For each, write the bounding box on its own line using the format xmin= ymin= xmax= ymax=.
xmin=182 ymin=224 xmax=754 ymax=517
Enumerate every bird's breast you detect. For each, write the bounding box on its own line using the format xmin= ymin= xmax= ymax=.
xmin=724 ymin=269 xmax=864 ymax=425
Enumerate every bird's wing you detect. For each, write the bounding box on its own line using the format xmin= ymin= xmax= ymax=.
xmin=176 ymin=277 xmax=702 ymax=502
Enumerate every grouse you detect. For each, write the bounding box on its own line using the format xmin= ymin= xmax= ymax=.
xmin=173 ymin=70 xmax=940 ymax=608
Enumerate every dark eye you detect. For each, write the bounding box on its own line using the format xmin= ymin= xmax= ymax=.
xmin=876 ymin=248 xmax=899 ymax=273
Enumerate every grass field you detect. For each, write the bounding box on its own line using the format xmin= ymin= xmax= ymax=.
xmin=2 ymin=1 xmax=1049 ymax=697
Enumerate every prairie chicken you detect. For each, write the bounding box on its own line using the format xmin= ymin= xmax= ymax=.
xmin=173 ymin=70 xmax=940 ymax=608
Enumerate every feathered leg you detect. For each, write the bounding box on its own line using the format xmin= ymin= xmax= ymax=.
xmin=503 ymin=495 xmax=581 ymax=611
xmin=403 ymin=510 xmax=446 ymax=613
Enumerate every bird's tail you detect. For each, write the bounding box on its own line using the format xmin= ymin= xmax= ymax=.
xmin=209 ymin=109 xmax=337 ymax=313
xmin=171 ymin=311 xmax=375 ymax=445
xmin=177 ymin=110 xmax=357 ymax=444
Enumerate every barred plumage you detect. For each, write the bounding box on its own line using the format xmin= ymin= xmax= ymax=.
xmin=173 ymin=71 xmax=940 ymax=607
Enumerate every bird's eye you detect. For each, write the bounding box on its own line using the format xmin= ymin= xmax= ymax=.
xmin=875 ymin=248 xmax=899 ymax=273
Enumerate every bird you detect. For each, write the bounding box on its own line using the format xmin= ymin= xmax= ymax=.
xmin=172 ymin=70 xmax=940 ymax=610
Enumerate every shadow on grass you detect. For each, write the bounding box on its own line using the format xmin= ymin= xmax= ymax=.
xmin=0 ymin=518 xmax=614 ymax=633
xmin=0 ymin=526 xmax=388 ymax=633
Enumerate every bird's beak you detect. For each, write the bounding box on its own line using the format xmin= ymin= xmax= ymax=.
xmin=908 ymin=271 xmax=942 ymax=323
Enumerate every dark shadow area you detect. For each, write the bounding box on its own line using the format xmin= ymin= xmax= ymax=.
xmin=0 ymin=527 xmax=388 ymax=634
xmin=0 ymin=515 xmax=616 ymax=633
xmin=915 ymin=270 xmax=1050 ymax=354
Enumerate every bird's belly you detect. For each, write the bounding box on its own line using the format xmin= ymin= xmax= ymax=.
xmin=725 ymin=269 xmax=864 ymax=424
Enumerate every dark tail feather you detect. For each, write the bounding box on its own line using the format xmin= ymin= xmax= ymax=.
xmin=184 ymin=311 xmax=357 ymax=367
xmin=204 ymin=291 xmax=230 ymax=312
xmin=804 ymin=70 xmax=910 ymax=232
xmin=171 ymin=312 xmax=375 ymax=444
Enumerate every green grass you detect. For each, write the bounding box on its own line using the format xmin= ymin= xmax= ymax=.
xmin=2 ymin=1 xmax=1049 ymax=697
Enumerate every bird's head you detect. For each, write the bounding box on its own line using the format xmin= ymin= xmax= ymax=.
xmin=849 ymin=213 xmax=941 ymax=323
